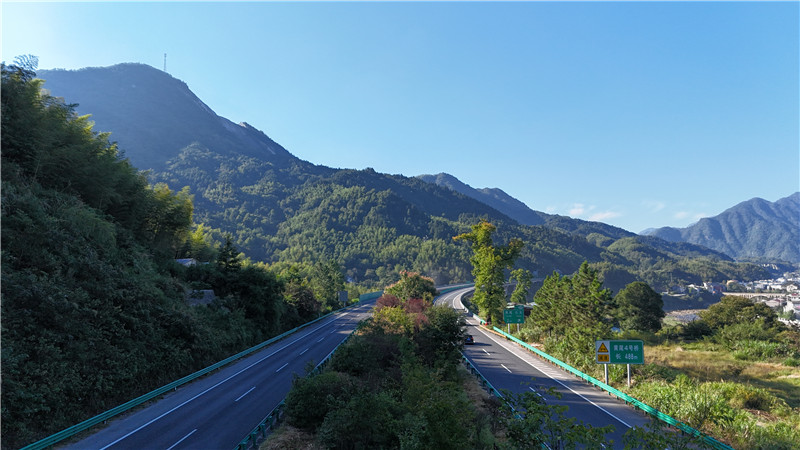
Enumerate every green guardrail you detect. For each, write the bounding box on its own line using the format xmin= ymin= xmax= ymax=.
xmin=491 ymin=326 xmax=734 ymax=450
xmin=235 ymin=326 xmax=358 ymax=450
xmin=21 ymin=297 xmax=374 ymax=450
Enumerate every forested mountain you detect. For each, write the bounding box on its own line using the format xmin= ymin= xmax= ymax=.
xmin=417 ymin=172 xmax=636 ymax=241
xmin=36 ymin=63 xmax=771 ymax=292
xmin=2 ymin=61 xmax=283 ymax=448
xmin=645 ymin=193 xmax=800 ymax=263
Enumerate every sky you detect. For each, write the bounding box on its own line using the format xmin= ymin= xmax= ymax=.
xmin=3 ymin=1 xmax=798 ymax=233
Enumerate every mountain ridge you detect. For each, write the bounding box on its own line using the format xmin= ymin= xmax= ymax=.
xmin=644 ymin=193 xmax=800 ymax=263
xmin=36 ymin=63 xmax=775 ymax=290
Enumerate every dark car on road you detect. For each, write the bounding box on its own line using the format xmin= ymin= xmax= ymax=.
xmin=464 ymin=334 xmax=475 ymax=345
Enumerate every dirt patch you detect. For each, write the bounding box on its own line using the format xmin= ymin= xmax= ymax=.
xmin=259 ymin=426 xmax=323 ymax=450
xmin=665 ymin=309 xmax=703 ymax=324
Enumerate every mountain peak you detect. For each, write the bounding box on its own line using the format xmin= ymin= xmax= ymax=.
xmin=38 ymin=64 xmax=297 ymax=171
xmin=645 ymin=192 xmax=800 ymax=263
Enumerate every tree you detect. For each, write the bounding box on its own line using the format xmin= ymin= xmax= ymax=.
xmin=384 ymin=270 xmax=438 ymax=302
xmin=312 ymin=259 xmax=345 ymax=311
xmin=216 ymin=234 xmax=242 ymax=272
xmin=453 ymin=220 xmax=523 ymax=323
xmin=510 ymin=268 xmax=533 ymax=304
xmin=615 ymin=281 xmax=665 ymax=333
xmin=699 ymin=295 xmax=783 ymax=332
xmin=526 ymin=262 xmax=613 ymax=368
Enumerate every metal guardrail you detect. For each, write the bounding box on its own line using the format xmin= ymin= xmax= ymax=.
xmin=491 ymin=326 xmax=734 ymax=450
xmin=21 ymin=300 xmax=368 ymax=450
xmin=235 ymin=324 xmax=358 ymax=450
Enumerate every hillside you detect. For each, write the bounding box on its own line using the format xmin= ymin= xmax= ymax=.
xmin=417 ymin=172 xmax=635 ymax=241
xmin=37 ymin=63 xmax=771 ymax=292
xmin=645 ymin=193 xmax=800 ymax=263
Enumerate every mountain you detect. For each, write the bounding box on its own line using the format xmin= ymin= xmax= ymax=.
xmin=417 ymin=172 xmax=635 ymax=240
xmin=645 ymin=193 xmax=800 ymax=263
xmin=417 ymin=173 xmax=549 ymax=226
xmin=37 ymin=63 xmax=771 ymax=291
xmin=39 ymin=63 xmax=303 ymax=173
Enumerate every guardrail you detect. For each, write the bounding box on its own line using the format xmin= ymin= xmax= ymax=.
xmin=491 ymin=326 xmax=734 ymax=450
xmin=235 ymin=324 xmax=358 ymax=450
xmin=21 ymin=299 xmax=370 ymax=450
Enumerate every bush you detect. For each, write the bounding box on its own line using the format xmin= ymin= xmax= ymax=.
xmin=284 ymin=371 xmax=360 ymax=431
xmin=783 ymin=357 xmax=800 ymax=367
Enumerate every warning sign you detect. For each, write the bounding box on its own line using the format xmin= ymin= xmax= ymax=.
xmin=595 ymin=339 xmax=644 ymax=365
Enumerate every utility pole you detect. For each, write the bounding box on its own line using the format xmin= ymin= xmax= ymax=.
xmin=163 ymin=53 xmax=167 ymax=72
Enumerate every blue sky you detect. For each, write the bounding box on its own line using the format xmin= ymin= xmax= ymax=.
xmin=3 ymin=1 xmax=798 ymax=233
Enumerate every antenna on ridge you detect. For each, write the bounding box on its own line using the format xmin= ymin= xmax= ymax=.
xmin=163 ymin=53 xmax=167 ymax=72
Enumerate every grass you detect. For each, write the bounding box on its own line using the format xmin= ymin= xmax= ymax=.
xmin=642 ymin=344 xmax=800 ymax=409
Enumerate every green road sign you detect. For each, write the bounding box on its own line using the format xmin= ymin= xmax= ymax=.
xmin=595 ymin=340 xmax=644 ymax=365
xmin=503 ymin=304 xmax=525 ymax=324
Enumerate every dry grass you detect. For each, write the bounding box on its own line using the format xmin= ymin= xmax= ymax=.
xmin=644 ymin=344 xmax=800 ymax=408
xmin=258 ymin=425 xmax=324 ymax=450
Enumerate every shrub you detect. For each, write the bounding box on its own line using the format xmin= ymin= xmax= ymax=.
xmin=284 ymin=371 xmax=360 ymax=431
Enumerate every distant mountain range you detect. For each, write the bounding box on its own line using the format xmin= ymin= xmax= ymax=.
xmin=35 ymin=63 xmax=782 ymax=292
xmin=644 ymin=193 xmax=800 ymax=263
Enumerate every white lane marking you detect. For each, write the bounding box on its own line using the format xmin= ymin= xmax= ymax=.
xmin=501 ymin=364 xmax=512 ymax=373
xmin=235 ymin=386 xmax=256 ymax=402
xmin=300 ymin=347 xmax=309 ymax=355
xmin=472 ymin=322 xmax=633 ymax=429
xmin=483 ymin=349 xmax=490 ymax=355
xmin=98 ymin=318 xmax=351 ymax=449
xmin=165 ymin=429 xmax=197 ymax=450
xmin=317 ymin=336 xmax=325 ymax=342
xmin=276 ymin=363 xmax=288 ymax=372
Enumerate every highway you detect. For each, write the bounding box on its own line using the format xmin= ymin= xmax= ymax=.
xmin=65 ymin=298 xmax=377 ymax=450
xmin=436 ymin=288 xmax=651 ymax=449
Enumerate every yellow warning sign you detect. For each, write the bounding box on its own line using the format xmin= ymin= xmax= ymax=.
xmin=598 ymin=343 xmax=609 ymax=353
xmin=598 ymin=354 xmax=610 ymax=362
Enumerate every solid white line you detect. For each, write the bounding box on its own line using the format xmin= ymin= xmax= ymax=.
xmin=300 ymin=347 xmax=309 ymax=355
xmin=474 ymin=322 xmax=633 ymax=429
xmin=234 ymin=386 xmax=255 ymax=402
xmin=276 ymin=363 xmax=288 ymax=372
xmin=501 ymin=364 xmax=512 ymax=373
xmin=165 ymin=429 xmax=197 ymax=450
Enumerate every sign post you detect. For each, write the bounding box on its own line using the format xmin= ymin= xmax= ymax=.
xmin=595 ymin=340 xmax=644 ymax=387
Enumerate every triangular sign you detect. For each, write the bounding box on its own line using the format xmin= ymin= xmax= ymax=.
xmin=598 ymin=343 xmax=609 ymax=353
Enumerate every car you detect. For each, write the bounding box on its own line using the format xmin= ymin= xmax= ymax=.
xmin=464 ymin=334 xmax=475 ymax=345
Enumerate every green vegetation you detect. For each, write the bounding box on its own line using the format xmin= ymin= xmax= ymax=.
xmin=454 ymin=220 xmax=523 ymax=323
xmin=0 ymin=60 xmax=350 ymax=449
xmin=272 ymin=277 xmax=712 ymax=450
xmin=279 ymin=293 xmax=486 ymax=449
xmin=514 ymin=257 xmax=800 ymax=450
xmin=614 ymin=281 xmax=665 ymax=333
xmin=523 ymin=262 xmax=615 ymax=371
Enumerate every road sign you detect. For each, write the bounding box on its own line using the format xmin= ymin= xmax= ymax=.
xmin=503 ymin=304 xmax=525 ymax=324
xmin=595 ymin=340 xmax=644 ymax=365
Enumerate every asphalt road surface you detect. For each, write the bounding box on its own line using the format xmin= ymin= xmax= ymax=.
xmin=437 ymin=288 xmax=651 ymax=449
xmin=66 ymin=298 xmax=377 ymax=450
